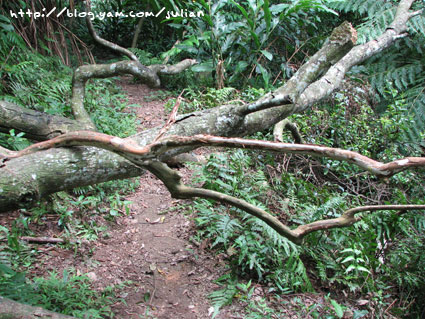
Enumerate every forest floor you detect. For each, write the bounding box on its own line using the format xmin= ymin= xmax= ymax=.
xmin=2 ymin=77 xmax=354 ymax=319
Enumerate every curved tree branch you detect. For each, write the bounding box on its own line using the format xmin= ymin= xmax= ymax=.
xmin=85 ymin=1 xmax=138 ymax=61
xmin=2 ymin=130 xmax=425 ymax=244
xmin=0 ymin=0 xmax=419 ymax=213
xmin=273 ymin=119 xmax=304 ymax=143
xmin=146 ymin=161 xmax=425 ymax=244
xmin=72 ymin=1 xmax=197 ymax=129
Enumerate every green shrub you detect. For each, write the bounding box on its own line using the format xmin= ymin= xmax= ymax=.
xmin=0 ymin=264 xmax=124 ymax=318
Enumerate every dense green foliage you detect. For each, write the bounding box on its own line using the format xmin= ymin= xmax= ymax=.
xmin=163 ymin=0 xmax=340 ymax=88
xmin=0 ymin=8 xmax=139 ymax=317
xmin=329 ymin=0 xmax=425 ymax=153
xmin=1 ymin=0 xmax=424 ymax=318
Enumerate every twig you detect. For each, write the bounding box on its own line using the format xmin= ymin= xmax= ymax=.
xmin=153 ymin=89 xmax=185 ymax=142
xmin=19 ymin=236 xmax=89 ymax=245
xmin=20 ymin=236 xmax=65 ymax=244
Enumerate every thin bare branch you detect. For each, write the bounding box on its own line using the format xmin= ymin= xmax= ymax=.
xmin=273 ymin=119 xmax=304 ymax=143
xmin=85 ymin=1 xmax=138 ymax=61
xmin=0 ymin=145 xmax=13 ymax=157
xmin=145 ymin=160 xmax=300 ymax=243
xmin=292 ymin=205 xmax=425 ymax=239
xmin=154 ymin=90 xmax=185 ymax=142
xmin=2 ymin=132 xmax=425 ymax=244
xmin=70 ymin=60 xmax=196 ymax=129
xmin=146 ymin=161 xmax=425 ymax=244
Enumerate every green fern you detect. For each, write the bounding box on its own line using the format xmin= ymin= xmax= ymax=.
xmin=208 ymin=274 xmax=239 ymax=318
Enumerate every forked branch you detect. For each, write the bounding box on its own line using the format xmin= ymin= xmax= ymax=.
xmin=2 ymin=131 xmax=424 ymax=244
xmin=69 ymin=1 xmax=197 ymax=129
xmin=147 ymin=160 xmax=425 ymax=244
xmin=4 ymin=132 xmax=425 ymax=177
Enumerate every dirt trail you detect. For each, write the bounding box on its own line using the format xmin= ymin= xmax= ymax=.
xmin=89 ymin=79 xmax=227 ymax=318
xmin=94 ymin=174 xmax=219 ymax=319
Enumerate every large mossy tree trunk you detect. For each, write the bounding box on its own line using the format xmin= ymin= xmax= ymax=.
xmin=0 ymin=1 xmax=418 ymax=214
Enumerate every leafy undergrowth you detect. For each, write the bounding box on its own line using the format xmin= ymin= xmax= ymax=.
xmin=1 ymin=45 xmax=424 ymax=317
xmin=179 ymin=86 xmax=425 ymax=318
xmin=0 ymin=264 xmax=129 ymax=318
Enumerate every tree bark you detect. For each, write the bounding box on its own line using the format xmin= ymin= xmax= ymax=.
xmin=0 ymin=101 xmax=86 ymax=141
xmin=0 ymin=296 xmax=76 ymax=319
xmin=4 ymin=131 xmax=423 ymax=244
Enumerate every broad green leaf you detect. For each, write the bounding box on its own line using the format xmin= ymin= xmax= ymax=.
xmin=345 ymin=265 xmax=355 ymax=273
xmin=261 ymin=49 xmax=273 ymax=61
xmin=231 ymin=1 xmax=254 ymax=30
xmin=235 ymin=61 xmax=249 ymax=72
xmin=330 ymin=299 xmax=344 ymax=318
xmin=192 ymin=61 xmax=214 ymax=72
xmin=250 ymin=31 xmax=261 ymax=48
xmin=269 ymin=4 xmax=289 ymax=15
xmin=357 ymin=266 xmax=371 ymax=274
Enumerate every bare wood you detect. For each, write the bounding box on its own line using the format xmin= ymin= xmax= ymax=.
xmin=20 ymin=236 xmax=65 ymax=244
xmin=0 ymin=0 xmax=420 ymax=214
xmin=154 ymin=89 xmax=185 ymax=142
xmin=3 ymin=131 xmax=425 ymax=244
xmin=0 ymin=145 xmax=13 ymax=157
xmin=70 ymin=60 xmax=196 ymax=129
xmin=6 ymin=132 xmax=424 ymax=179
xmin=0 ymin=100 xmax=87 ymax=141
xmin=145 ymin=161 xmax=425 ymax=244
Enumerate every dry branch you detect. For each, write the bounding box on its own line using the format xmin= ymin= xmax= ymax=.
xmin=85 ymin=1 xmax=138 ymax=61
xmin=147 ymin=159 xmax=425 ymax=244
xmin=2 ymin=131 xmax=425 ymax=244
xmin=69 ymin=2 xmax=197 ymax=129
xmin=5 ymin=132 xmax=424 ymax=178
xmin=20 ymin=236 xmax=65 ymax=244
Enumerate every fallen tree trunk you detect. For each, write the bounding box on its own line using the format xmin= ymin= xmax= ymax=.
xmin=0 ymin=296 xmax=76 ymax=319
xmin=0 ymin=20 xmax=357 ymax=211
xmin=0 ymin=0 xmax=419 ymax=212
xmin=0 ymin=101 xmax=86 ymax=141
